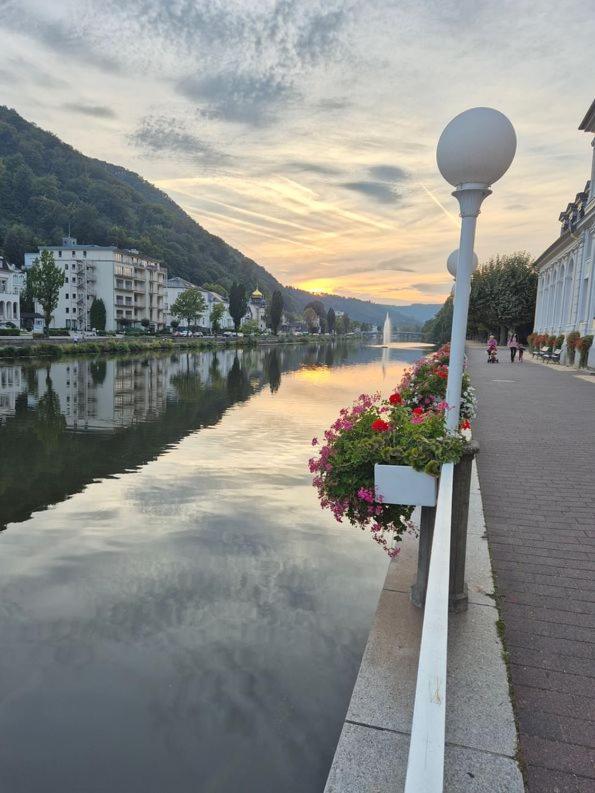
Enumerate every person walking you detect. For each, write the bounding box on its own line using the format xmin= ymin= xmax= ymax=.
xmin=508 ymin=332 xmax=519 ymax=363
xmin=517 ymin=336 xmax=525 ymax=363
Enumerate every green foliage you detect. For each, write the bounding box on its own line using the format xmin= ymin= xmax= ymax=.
xmin=0 ymin=107 xmax=289 ymax=307
xmin=305 ymin=300 xmax=327 ymax=332
xmin=270 ymin=289 xmax=284 ymax=335
xmin=141 ymin=318 xmax=150 ymax=328
xmin=327 ymin=307 xmax=336 ymax=334
xmin=26 ymin=250 xmax=65 ymax=334
xmin=240 ymin=319 xmax=260 ymax=336
xmin=423 ymin=294 xmax=453 ymax=344
xmin=303 ymin=306 xmax=319 ymax=333
xmin=337 ymin=313 xmax=351 ymax=334
xmin=89 ymin=297 xmax=106 ymax=331
xmin=467 ymin=252 xmax=537 ymax=342
xmin=566 ymin=330 xmax=580 ymax=365
xmin=0 ymin=328 xmax=20 ymax=336
xmin=229 ymin=282 xmax=248 ymax=332
xmin=170 ymin=288 xmax=206 ymax=327
xmin=210 ymin=301 xmax=225 ymax=335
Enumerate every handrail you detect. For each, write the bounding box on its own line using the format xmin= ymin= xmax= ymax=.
xmin=404 ymin=461 xmax=454 ymax=792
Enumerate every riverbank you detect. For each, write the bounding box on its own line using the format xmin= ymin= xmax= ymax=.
xmin=325 ymin=461 xmax=523 ymax=792
xmin=0 ymin=332 xmax=346 ymax=361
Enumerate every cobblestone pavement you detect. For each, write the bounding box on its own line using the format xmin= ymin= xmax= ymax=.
xmin=468 ymin=345 xmax=595 ymax=793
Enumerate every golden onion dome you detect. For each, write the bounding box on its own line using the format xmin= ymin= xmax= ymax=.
xmin=251 ymin=288 xmax=263 ymax=298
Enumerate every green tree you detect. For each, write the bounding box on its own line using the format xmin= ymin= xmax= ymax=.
xmin=170 ymin=288 xmax=206 ymax=328
xmin=210 ymin=301 xmax=225 ymax=336
xmin=141 ymin=317 xmax=150 ymax=330
xmin=305 ymin=300 xmax=327 ymax=332
xmin=270 ymin=289 xmax=284 ymax=335
xmin=240 ymin=319 xmax=260 ymax=336
xmin=229 ymin=282 xmax=248 ymax=332
xmin=327 ymin=307 xmax=336 ymax=334
xmin=170 ymin=318 xmax=179 ymax=330
xmin=2 ymin=224 xmax=36 ymax=267
xmin=89 ymin=297 xmax=106 ymax=331
xmin=27 ymin=249 xmax=65 ymax=335
xmin=304 ymin=306 xmax=319 ymax=333
xmin=423 ymin=295 xmax=453 ymax=344
xmin=337 ymin=313 xmax=351 ymax=334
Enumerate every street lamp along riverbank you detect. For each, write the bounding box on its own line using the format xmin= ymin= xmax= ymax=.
xmin=437 ymin=107 xmax=516 ymax=430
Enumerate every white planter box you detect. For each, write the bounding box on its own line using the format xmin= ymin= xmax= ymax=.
xmin=374 ymin=464 xmax=438 ymax=507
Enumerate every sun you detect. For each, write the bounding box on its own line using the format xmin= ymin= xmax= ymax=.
xmin=297 ymin=278 xmax=338 ymax=294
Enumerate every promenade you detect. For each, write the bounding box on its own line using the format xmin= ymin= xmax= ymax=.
xmin=468 ymin=345 xmax=595 ymax=792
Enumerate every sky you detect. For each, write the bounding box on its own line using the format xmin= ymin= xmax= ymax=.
xmin=0 ymin=0 xmax=594 ymax=305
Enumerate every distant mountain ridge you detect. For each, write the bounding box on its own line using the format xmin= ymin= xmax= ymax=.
xmin=0 ymin=106 xmax=438 ymax=327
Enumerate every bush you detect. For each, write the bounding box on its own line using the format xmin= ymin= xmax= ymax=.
xmin=0 ymin=328 xmax=20 ymax=336
xmin=566 ymin=331 xmax=580 ymax=365
xmin=35 ymin=343 xmax=61 ymax=358
xmin=0 ymin=345 xmax=17 ymax=357
xmin=555 ymin=334 xmax=565 ymax=349
xmin=579 ymin=335 xmax=593 ymax=368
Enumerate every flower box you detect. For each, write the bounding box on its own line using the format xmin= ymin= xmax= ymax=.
xmin=374 ymin=464 xmax=438 ymax=507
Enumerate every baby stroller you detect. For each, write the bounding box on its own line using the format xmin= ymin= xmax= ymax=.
xmin=487 ymin=346 xmax=499 ymax=364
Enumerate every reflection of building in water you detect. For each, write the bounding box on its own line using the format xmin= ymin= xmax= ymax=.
xmin=30 ymin=359 xmax=169 ymax=431
xmin=0 ymin=365 xmax=25 ymax=421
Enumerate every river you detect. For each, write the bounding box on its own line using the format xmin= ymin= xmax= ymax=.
xmin=0 ymin=341 xmax=427 ymax=793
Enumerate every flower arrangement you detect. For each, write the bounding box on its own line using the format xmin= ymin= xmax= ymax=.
xmin=578 ymin=334 xmax=593 ymax=368
xmin=566 ymin=331 xmax=581 ymax=365
xmin=309 ymin=345 xmax=472 ymax=557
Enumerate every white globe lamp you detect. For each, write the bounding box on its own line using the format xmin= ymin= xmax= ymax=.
xmin=437 ymin=107 xmax=516 ymax=188
xmin=447 ymin=249 xmax=478 ymax=279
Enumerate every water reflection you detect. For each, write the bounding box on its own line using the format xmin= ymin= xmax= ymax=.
xmin=0 ymin=341 xmax=426 ymax=793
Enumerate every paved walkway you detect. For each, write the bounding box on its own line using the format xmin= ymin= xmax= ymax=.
xmin=468 ymin=345 xmax=595 ymax=793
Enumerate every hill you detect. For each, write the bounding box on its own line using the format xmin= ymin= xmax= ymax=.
xmin=0 ymin=106 xmax=435 ymax=326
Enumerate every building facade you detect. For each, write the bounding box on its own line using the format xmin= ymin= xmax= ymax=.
xmin=24 ymin=238 xmax=167 ymax=331
xmin=533 ymin=101 xmax=595 ymax=366
xmin=0 ymin=258 xmax=22 ymax=327
xmin=165 ymin=277 xmax=234 ymax=330
xmin=244 ymin=288 xmax=267 ymax=331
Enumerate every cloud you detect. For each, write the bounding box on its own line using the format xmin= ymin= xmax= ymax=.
xmin=129 ymin=116 xmax=228 ymax=166
xmin=342 ymin=181 xmax=400 ymax=204
xmin=409 ymin=281 xmax=453 ymax=294
xmin=375 ymin=257 xmax=415 ymax=272
xmin=369 ymin=165 xmax=409 ymax=182
xmin=285 ymin=161 xmax=343 ymax=176
xmin=63 ymin=103 xmax=116 ymax=119
xmin=176 ymin=71 xmax=294 ymax=126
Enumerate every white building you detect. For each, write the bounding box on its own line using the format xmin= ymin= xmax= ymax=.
xmin=0 ymin=258 xmax=22 ymax=328
xmin=24 ymin=238 xmax=167 ymax=332
xmin=533 ymin=100 xmax=595 ymax=366
xmin=165 ymin=276 xmax=233 ymax=330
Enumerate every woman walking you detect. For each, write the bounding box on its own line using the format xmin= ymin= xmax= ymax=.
xmin=508 ymin=332 xmax=519 ymax=363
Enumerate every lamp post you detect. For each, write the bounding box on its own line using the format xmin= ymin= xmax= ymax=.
xmin=447 ymin=248 xmax=478 ymax=280
xmin=437 ymin=107 xmax=516 ymax=430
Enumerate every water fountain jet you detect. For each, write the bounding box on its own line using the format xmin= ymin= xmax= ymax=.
xmin=382 ymin=313 xmax=392 ymax=347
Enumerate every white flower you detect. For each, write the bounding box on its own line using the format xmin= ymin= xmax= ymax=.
xmin=461 ymin=427 xmax=472 ymax=442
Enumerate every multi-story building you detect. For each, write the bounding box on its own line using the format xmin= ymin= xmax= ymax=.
xmin=533 ymin=100 xmax=595 ymax=366
xmin=24 ymin=237 xmax=167 ymax=331
xmin=0 ymin=258 xmax=22 ymax=328
xmin=165 ymin=276 xmax=234 ymax=330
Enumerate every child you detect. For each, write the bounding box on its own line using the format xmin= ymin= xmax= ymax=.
xmin=517 ymin=341 xmax=525 ymax=363
xmin=486 ymin=334 xmax=497 ymax=363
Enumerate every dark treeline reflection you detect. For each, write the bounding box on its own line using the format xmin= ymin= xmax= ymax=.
xmin=0 ymin=342 xmax=373 ymax=530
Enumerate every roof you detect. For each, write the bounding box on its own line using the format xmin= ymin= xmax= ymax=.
xmin=579 ymin=98 xmax=595 ymax=132
xmin=167 ymin=276 xmax=197 ymax=290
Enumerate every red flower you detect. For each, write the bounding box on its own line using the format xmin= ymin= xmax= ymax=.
xmin=389 ymin=392 xmax=402 ymax=405
xmin=371 ymin=418 xmax=391 ymax=432
xmin=412 ymin=407 xmax=424 ymax=416
xmin=460 ymin=419 xmax=471 ymax=430
xmin=436 ymin=370 xmax=448 ymax=379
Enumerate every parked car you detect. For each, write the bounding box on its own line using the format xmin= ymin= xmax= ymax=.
xmin=0 ymin=321 xmax=17 ymax=329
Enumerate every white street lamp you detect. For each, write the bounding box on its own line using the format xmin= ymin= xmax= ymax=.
xmin=437 ymin=107 xmax=516 ymax=430
xmin=447 ymin=248 xmax=478 ymax=279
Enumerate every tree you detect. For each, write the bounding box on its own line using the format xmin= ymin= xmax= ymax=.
xmin=170 ymin=318 xmax=179 ymax=330
xmin=304 ymin=306 xmax=319 ymax=333
xmin=141 ymin=317 xmax=150 ymax=330
xmin=210 ymin=301 xmax=225 ymax=336
xmin=327 ymin=307 xmax=336 ymax=334
xmin=270 ymin=289 xmax=284 ymax=335
xmin=305 ymin=300 xmax=327 ymax=332
xmin=2 ymin=224 xmax=36 ymax=267
xmin=240 ymin=319 xmax=260 ymax=336
xmin=229 ymin=282 xmax=248 ymax=332
xmin=27 ymin=250 xmax=65 ymax=335
xmin=170 ymin=288 xmax=206 ymax=328
xmin=423 ymin=294 xmax=454 ymax=344
xmin=89 ymin=297 xmax=106 ymax=331
xmin=337 ymin=313 xmax=351 ymax=334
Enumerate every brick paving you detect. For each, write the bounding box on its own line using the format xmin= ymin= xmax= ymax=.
xmin=468 ymin=345 xmax=595 ymax=793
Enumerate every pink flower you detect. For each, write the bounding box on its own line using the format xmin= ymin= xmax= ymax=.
xmin=311 ymin=437 xmax=318 ymax=446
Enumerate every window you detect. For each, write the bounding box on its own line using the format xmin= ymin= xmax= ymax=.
xmin=65 ymin=277 xmax=68 ymax=283
xmin=83 ymin=251 xmax=87 ymax=257
xmin=65 ymin=307 xmax=69 ymax=313
xmin=58 ymin=251 xmax=62 ymax=257
xmin=72 ymin=251 xmax=76 ymax=257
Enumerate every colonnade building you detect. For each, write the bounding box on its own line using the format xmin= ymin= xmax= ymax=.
xmin=533 ymin=100 xmax=595 ymax=366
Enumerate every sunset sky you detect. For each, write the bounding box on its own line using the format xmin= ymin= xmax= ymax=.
xmin=1 ymin=0 xmax=594 ymax=305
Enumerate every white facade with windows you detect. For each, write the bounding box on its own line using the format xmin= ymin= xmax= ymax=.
xmin=24 ymin=237 xmax=167 ymax=331
xmin=244 ymin=288 xmax=267 ymax=331
xmin=533 ymin=101 xmax=595 ymax=366
xmin=0 ymin=258 xmax=22 ymax=328
xmin=165 ymin=276 xmax=233 ymax=330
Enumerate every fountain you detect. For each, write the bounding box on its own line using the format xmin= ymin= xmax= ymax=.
xmin=382 ymin=313 xmax=392 ymax=347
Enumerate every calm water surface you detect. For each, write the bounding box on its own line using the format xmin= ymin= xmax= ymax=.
xmin=0 ymin=342 xmax=427 ymax=793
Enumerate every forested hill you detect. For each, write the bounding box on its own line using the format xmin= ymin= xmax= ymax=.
xmin=0 ymin=106 xmax=435 ymax=326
